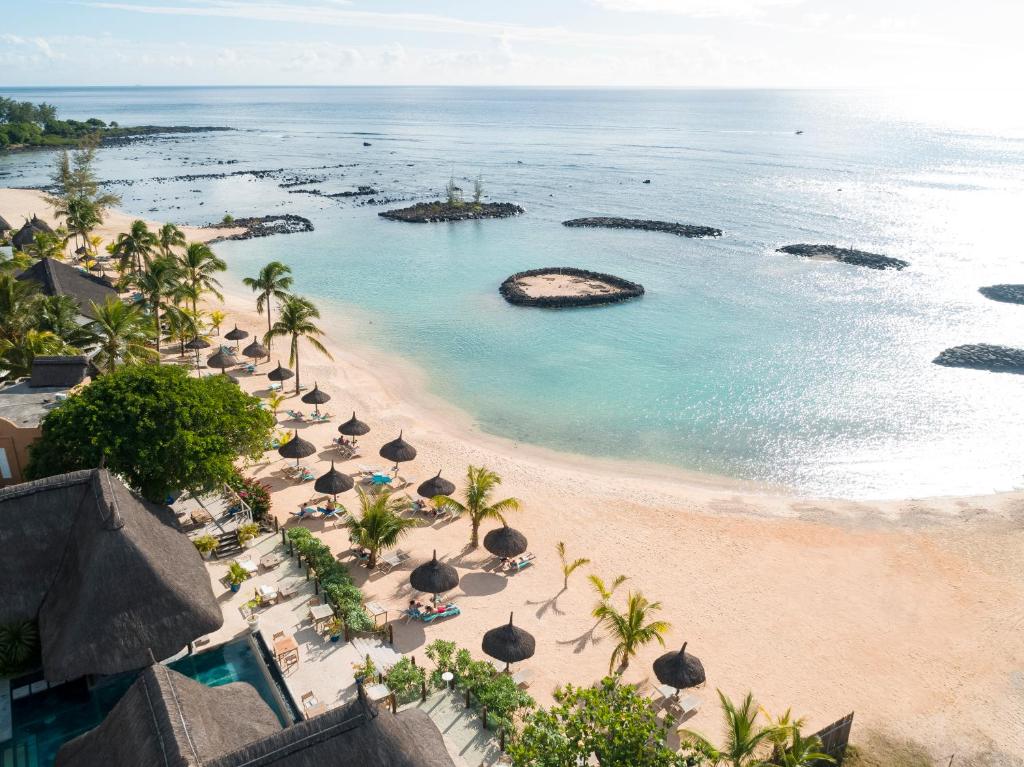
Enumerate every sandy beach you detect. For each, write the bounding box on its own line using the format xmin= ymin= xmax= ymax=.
xmin=4 ymin=188 xmax=1024 ymax=762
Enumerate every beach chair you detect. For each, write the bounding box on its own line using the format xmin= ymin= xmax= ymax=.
xmin=419 ymin=603 xmax=460 ymax=623
xmin=268 ymin=382 xmax=282 ymax=392
xmin=319 ymin=507 xmax=341 ymax=523
xmin=506 ymin=552 xmax=536 ymax=573
xmin=376 ymin=549 xmax=410 ymax=574
xmin=291 ymin=506 xmax=316 ymax=520
xmin=298 ymin=470 xmax=315 ymax=483
xmin=243 ymin=363 xmax=256 ymax=374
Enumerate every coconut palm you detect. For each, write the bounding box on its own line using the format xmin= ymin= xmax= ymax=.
xmin=680 ymin=691 xmax=781 ymax=767
xmin=208 ymin=309 xmax=226 ymax=336
xmin=86 ymin=297 xmax=156 ymax=373
xmin=113 ymin=220 xmax=158 ymax=276
xmin=0 ymin=330 xmax=73 ymax=381
xmin=556 ymin=541 xmax=590 ymax=590
xmin=433 ymin=465 xmax=521 ymax=548
xmin=768 ymin=729 xmax=835 ymax=767
xmin=128 ymin=256 xmax=181 ymax=358
xmin=263 ymin=294 xmax=331 ymax=394
xmin=64 ymin=197 xmax=101 ymax=256
xmin=163 ymin=304 xmax=201 ymax=358
xmin=177 ymin=242 xmax=226 ymax=316
xmin=0 ymin=273 xmax=40 ymax=342
xmin=28 ymin=230 xmax=66 ymax=260
xmin=588 ymin=573 xmax=628 ymax=610
xmin=593 ymin=591 xmax=670 ymax=673
xmin=266 ymin=391 xmax=287 ymax=422
xmin=242 ymin=261 xmax=292 ymax=352
xmin=157 ymin=223 xmax=186 ymax=258
xmin=343 ymin=489 xmax=417 ymax=569
xmin=760 ymin=707 xmax=805 ymax=763
xmin=37 ymin=294 xmax=97 ymax=350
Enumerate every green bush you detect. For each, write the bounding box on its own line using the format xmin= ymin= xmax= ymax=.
xmin=385 ymin=657 xmax=426 ymax=704
xmin=227 ymin=470 xmax=272 ymax=521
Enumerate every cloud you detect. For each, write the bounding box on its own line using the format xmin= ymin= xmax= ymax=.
xmin=592 ymin=0 xmax=805 ymax=19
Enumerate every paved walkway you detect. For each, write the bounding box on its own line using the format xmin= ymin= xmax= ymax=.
xmin=401 ymin=691 xmax=505 ymax=767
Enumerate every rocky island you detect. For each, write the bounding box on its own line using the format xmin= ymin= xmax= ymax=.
xmin=562 ymin=217 xmax=722 ymax=238
xmin=777 ymin=244 xmax=909 ymax=270
xmin=205 ymin=214 xmax=313 ymax=242
xmin=500 ymin=267 xmax=644 ymax=308
xmin=933 ymin=344 xmax=1024 ymax=374
xmin=978 ymin=284 xmax=1024 ymax=305
xmin=379 ymin=200 xmax=524 ymax=223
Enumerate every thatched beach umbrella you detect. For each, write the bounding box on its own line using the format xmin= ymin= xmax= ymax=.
xmin=416 ymin=470 xmax=455 ymax=500
xmin=277 ymin=430 xmax=316 ymax=467
xmin=483 ymin=525 xmax=528 ymax=559
xmin=206 ymin=348 xmax=238 ymax=375
xmin=339 ymin=412 xmax=370 ymax=446
xmin=410 ymin=550 xmax=459 ymax=603
xmin=224 ymin=325 xmax=249 ymax=352
xmin=379 ymin=431 xmax=416 ymax=472
xmin=314 ymin=461 xmax=353 ymax=501
xmin=482 ymin=612 xmax=536 ymax=671
xmin=301 ymin=382 xmax=331 ymax=416
xmin=242 ymin=339 xmax=268 ymax=364
xmin=184 ymin=337 xmax=211 ymax=375
xmin=267 ymin=361 xmax=294 ymax=383
xmin=652 ymin=642 xmax=706 ymax=695
xmin=29 ymin=214 xmax=53 ymax=234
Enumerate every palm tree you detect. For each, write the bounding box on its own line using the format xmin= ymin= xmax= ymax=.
xmin=266 ymin=391 xmax=286 ymax=422
xmin=433 ymin=465 xmax=521 ymax=548
xmin=242 ymin=261 xmax=292 ymax=352
xmin=164 ymin=304 xmax=201 ymax=358
xmin=768 ymin=729 xmax=835 ymax=767
xmin=263 ymin=294 xmax=331 ymax=394
xmin=178 ymin=242 xmax=226 ymax=316
xmin=760 ymin=707 xmax=805 ymax=763
xmin=128 ymin=256 xmax=181 ymax=358
xmin=556 ymin=541 xmax=590 ymax=590
xmin=113 ymin=220 xmax=158 ymax=277
xmin=593 ymin=591 xmax=670 ymax=673
xmin=679 ymin=691 xmax=781 ymax=767
xmin=588 ymin=573 xmax=628 ymax=610
xmin=208 ymin=309 xmax=226 ymax=336
xmin=65 ymin=197 xmax=101 ymax=256
xmin=87 ymin=297 xmax=156 ymax=373
xmin=157 ymin=223 xmax=186 ymax=258
xmin=37 ymin=294 xmax=97 ymax=350
xmin=0 ymin=274 xmax=40 ymax=342
xmin=343 ymin=489 xmax=417 ymax=569
xmin=0 ymin=330 xmax=73 ymax=381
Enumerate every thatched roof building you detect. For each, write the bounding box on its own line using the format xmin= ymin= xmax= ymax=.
xmin=57 ymin=664 xmax=458 ymax=767
xmin=16 ymin=257 xmax=117 ymax=319
xmin=0 ymin=469 xmax=222 ymax=681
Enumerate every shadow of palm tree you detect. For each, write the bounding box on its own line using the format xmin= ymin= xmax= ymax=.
xmin=557 ymin=620 xmax=604 ymax=655
xmin=526 ymin=588 xmax=567 ymax=618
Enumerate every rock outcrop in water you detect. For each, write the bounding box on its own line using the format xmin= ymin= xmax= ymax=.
xmin=777 ymin=244 xmax=908 ymax=270
xmin=380 ymin=201 xmax=524 ymax=223
xmin=500 ymin=267 xmax=644 ymax=308
xmin=205 ymin=214 xmax=313 ymax=243
xmin=562 ymin=217 xmax=721 ymax=238
xmin=933 ymin=344 xmax=1024 ymax=374
xmin=979 ymin=284 xmax=1024 ymax=305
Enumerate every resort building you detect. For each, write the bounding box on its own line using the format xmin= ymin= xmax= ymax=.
xmin=15 ymin=257 xmax=116 ymax=320
xmin=0 ymin=356 xmax=89 ymax=487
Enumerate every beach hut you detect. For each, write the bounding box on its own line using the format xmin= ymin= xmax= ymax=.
xmin=301 ymin=382 xmax=331 ymax=416
xmin=339 ymin=412 xmax=370 ymax=446
xmin=224 ymin=325 xmax=249 ymax=352
xmin=483 ymin=525 xmax=528 ymax=559
xmin=380 ymin=431 xmax=416 ymax=472
xmin=416 ymin=470 xmax=455 ymax=500
xmin=652 ymin=641 xmax=706 ymax=695
xmin=314 ymin=461 xmax=354 ymax=501
xmin=410 ymin=550 xmax=459 ymax=603
xmin=278 ymin=430 xmax=316 ymax=466
xmin=0 ymin=214 xmax=12 ymax=233
xmin=482 ymin=612 xmax=536 ymax=671
xmin=242 ymin=339 xmax=268 ymax=364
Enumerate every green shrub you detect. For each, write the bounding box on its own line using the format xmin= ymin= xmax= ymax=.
xmin=227 ymin=471 xmax=272 ymax=521
xmin=385 ymin=657 xmax=426 ymax=704
xmin=193 ymin=534 xmax=218 ymax=556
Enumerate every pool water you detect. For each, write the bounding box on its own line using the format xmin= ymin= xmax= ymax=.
xmin=1 ymin=640 xmax=285 ymax=767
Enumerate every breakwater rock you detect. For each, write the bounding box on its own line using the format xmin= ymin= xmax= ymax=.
xmin=500 ymin=267 xmax=644 ymax=308
xmin=205 ymin=214 xmax=313 ymax=243
xmin=562 ymin=217 xmax=721 ymax=238
xmin=380 ymin=201 xmax=524 ymax=223
xmin=979 ymin=284 xmax=1024 ymax=305
xmin=778 ymin=244 xmax=908 ymax=270
xmin=933 ymin=344 xmax=1024 ymax=374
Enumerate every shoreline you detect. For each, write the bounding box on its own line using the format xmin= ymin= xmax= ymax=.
xmin=5 ymin=188 xmax=1024 ymax=759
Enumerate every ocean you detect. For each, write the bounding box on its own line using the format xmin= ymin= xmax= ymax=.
xmin=2 ymin=86 xmax=1023 ymax=499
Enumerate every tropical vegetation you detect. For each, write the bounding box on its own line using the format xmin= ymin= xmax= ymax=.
xmin=342 ymin=489 xmax=417 ymax=569
xmin=263 ymin=293 xmax=331 ymax=393
xmin=285 ymin=526 xmax=374 ymax=632
xmin=434 ymin=464 xmax=521 ymax=548
xmin=242 ymin=261 xmax=292 ymax=351
xmin=593 ymin=590 xmax=670 ymax=673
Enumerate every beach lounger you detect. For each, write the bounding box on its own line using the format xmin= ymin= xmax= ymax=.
xmin=377 ymin=549 xmax=410 ymax=574
xmin=291 ymin=506 xmax=317 ymax=520
xmin=417 ymin=604 xmax=460 ymax=623
xmin=505 ymin=552 xmax=536 ymax=573
xmin=243 ymin=363 xmax=256 ymax=374
xmin=268 ymin=382 xmax=282 ymax=392
xmin=297 ymin=471 xmax=315 ymax=483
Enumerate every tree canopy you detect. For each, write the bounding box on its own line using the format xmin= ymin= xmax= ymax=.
xmin=26 ymin=363 xmax=274 ymax=501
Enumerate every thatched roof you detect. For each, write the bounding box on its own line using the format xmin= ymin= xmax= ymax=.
xmin=482 ymin=525 xmax=527 ymax=558
xmin=301 ymin=383 xmax=331 ymax=405
xmin=30 ymin=214 xmax=55 ymax=234
xmin=17 ymin=257 xmax=117 ymax=319
xmin=416 ymin=470 xmax=454 ymax=499
xmin=410 ymin=550 xmax=459 ymax=596
xmin=242 ymin=340 xmax=269 ymax=359
xmin=0 ymin=214 xmax=12 ymax=231
xmin=379 ymin=431 xmax=416 ymax=464
xmin=481 ymin=612 xmax=535 ymax=667
xmin=279 ymin=431 xmax=316 ymax=461
xmin=652 ymin=642 xmax=706 ymax=692
xmin=58 ymin=665 xmax=457 ymax=767
xmin=56 ymin=663 xmax=282 ymax=767
xmin=339 ymin=412 xmax=370 ymax=437
xmin=28 ymin=355 xmax=89 ymax=388
xmin=314 ymin=461 xmax=353 ymax=497
xmin=0 ymin=469 xmax=222 ymax=681
xmin=268 ymin=362 xmax=294 ymax=382
xmin=224 ymin=325 xmax=249 ymax=341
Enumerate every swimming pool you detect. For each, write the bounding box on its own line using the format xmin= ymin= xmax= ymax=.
xmin=1 ymin=639 xmax=287 ymax=767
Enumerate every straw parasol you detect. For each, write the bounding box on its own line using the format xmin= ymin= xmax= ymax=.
xmin=652 ymin=641 xmax=706 ymax=695
xmin=379 ymin=431 xmax=416 ymax=472
xmin=224 ymin=325 xmax=249 ymax=352
xmin=301 ymin=382 xmax=331 ymax=416
xmin=206 ymin=349 xmax=238 ymax=375
xmin=416 ymin=470 xmax=454 ymax=500
xmin=339 ymin=412 xmax=370 ymax=446
xmin=483 ymin=525 xmax=528 ymax=559
xmin=277 ymin=430 xmax=316 ymax=466
xmin=314 ymin=461 xmax=353 ymax=500
xmin=184 ymin=337 xmax=211 ymax=375
xmin=267 ymin=361 xmax=294 ymax=382
xmin=482 ymin=612 xmax=536 ymax=671
xmin=409 ymin=550 xmax=459 ymax=603
xmin=241 ymin=339 xmax=268 ymax=364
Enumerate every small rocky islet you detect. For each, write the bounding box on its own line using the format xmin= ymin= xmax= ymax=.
xmin=205 ymin=214 xmax=313 ymax=242
xmin=777 ymin=244 xmax=909 ymax=270
xmin=562 ymin=217 xmax=722 ymax=238
xmin=978 ymin=284 xmax=1024 ymax=305
xmin=500 ymin=267 xmax=644 ymax=308
xmin=933 ymin=344 xmax=1024 ymax=375
xmin=379 ymin=201 xmax=524 ymax=223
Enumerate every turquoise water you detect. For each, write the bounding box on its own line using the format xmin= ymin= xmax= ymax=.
xmin=3 ymin=639 xmax=284 ymax=766
xmin=2 ymin=87 xmax=1024 ymax=498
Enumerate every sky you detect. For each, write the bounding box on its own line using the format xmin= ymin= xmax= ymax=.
xmin=1 ymin=0 xmax=1022 ymax=89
